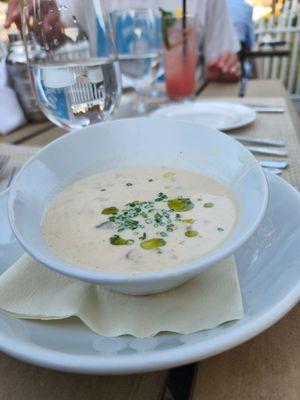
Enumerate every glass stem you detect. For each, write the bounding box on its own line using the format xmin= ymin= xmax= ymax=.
xmin=135 ymin=89 xmax=146 ymax=114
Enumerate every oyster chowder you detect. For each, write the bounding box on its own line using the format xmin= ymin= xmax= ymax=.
xmin=43 ymin=167 xmax=237 ymax=274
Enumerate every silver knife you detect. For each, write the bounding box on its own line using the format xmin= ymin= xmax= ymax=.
xmin=238 ymin=77 xmax=248 ymax=98
xmin=232 ymin=135 xmax=285 ymax=147
xmin=243 ymin=103 xmax=285 ymax=113
xmin=260 ymin=160 xmax=288 ymax=169
xmin=246 ymin=145 xmax=288 ymax=157
xmin=253 ymin=107 xmax=285 ymax=113
xmin=244 ymin=103 xmax=285 ymax=109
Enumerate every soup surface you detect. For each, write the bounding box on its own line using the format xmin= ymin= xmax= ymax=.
xmin=43 ymin=167 xmax=237 ymax=274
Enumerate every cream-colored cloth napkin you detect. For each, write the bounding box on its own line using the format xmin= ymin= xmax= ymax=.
xmin=0 ymin=254 xmax=243 ymax=338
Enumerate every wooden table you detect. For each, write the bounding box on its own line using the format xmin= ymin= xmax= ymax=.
xmin=0 ymin=80 xmax=299 ymax=400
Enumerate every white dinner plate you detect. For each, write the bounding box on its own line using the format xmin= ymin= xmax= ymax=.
xmin=0 ymin=173 xmax=299 ymax=374
xmin=152 ymin=101 xmax=257 ymax=131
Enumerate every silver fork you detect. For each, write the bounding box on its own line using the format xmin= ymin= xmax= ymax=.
xmin=232 ymin=135 xmax=285 ymax=147
xmin=232 ymin=136 xmax=288 ymax=157
xmin=0 ymin=155 xmax=10 ymax=178
xmin=5 ymin=167 xmax=18 ymax=189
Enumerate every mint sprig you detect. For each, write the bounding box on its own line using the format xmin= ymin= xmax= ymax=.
xmin=159 ymin=8 xmax=176 ymax=50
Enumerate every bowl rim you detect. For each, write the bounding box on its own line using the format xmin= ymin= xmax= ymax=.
xmin=7 ymin=117 xmax=269 ymax=285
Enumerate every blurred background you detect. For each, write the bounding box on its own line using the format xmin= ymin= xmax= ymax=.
xmin=0 ymin=0 xmax=299 ymax=115
xmin=247 ymin=0 xmax=300 ymax=115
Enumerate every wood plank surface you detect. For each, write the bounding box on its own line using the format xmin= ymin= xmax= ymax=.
xmin=191 ymin=305 xmax=300 ymax=400
xmin=201 ymin=79 xmax=284 ymax=98
xmin=0 ymin=121 xmax=53 ymax=144
xmin=0 ymin=352 xmax=168 ymax=400
xmin=191 ymin=80 xmax=300 ymax=400
xmin=22 ymin=126 xmax=65 ymax=146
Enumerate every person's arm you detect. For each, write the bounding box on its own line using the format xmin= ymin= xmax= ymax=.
xmin=5 ymin=0 xmax=66 ymax=50
xmin=203 ymin=0 xmax=241 ymax=81
xmin=4 ymin=0 xmax=21 ymax=29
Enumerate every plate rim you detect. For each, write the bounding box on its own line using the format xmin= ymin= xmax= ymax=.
xmin=151 ymin=101 xmax=257 ymax=131
xmin=0 ymin=173 xmax=299 ymax=374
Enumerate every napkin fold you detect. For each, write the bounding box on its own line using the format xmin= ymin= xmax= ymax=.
xmin=0 ymin=44 xmax=26 ymax=135
xmin=0 ymin=255 xmax=243 ymax=338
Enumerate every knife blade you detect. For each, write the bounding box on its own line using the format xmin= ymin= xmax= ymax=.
xmin=259 ymin=160 xmax=288 ymax=169
xmin=232 ymin=135 xmax=285 ymax=147
xmin=244 ymin=103 xmax=285 ymax=109
xmin=253 ymin=107 xmax=285 ymax=113
xmin=243 ymin=103 xmax=285 ymax=113
xmin=246 ymin=145 xmax=288 ymax=157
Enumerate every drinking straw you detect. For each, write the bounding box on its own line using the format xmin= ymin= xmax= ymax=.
xmin=195 ymin=79 xmax=210 ymax=96
xmin=182 ymin=0 xmax=187 ymax=55
xmin=182 ymin=0 xmax=187 ymax=30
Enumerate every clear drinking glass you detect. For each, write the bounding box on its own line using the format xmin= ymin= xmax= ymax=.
xmin=112 ymin=8 xmax=162 ymax=113
xmin=162 ymin=15 xmax=198 ymax=100
xmin=21 ymin=0 xmax=122 ymax=130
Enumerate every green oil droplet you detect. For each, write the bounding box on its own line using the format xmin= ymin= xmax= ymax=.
xmin=140 ymin=238 xmax=167 ymax=250
xmin=168 ymin=198 xmax=194 ymax=212
xmin=102 ymin=207 xmax=118 ymax=215
xmin=185 ymin=230 xmax=199 ymax=238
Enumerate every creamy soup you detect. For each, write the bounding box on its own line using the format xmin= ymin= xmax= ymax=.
xmin=43 ymin=167 xmax=237 ymax=274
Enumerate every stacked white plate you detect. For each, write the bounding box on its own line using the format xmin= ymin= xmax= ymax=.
xmin=152 ymin=101 xmax=257 ymax=131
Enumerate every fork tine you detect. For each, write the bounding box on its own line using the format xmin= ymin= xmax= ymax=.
xmin=5 ymin=167 xmax=18 ymax=189
xmin=0 ymin=155 xmax=10 ymax=174
xmin=0 ymin=154 xmax=9 ymax=164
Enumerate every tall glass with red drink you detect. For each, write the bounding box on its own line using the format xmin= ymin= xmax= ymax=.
xmin=162 ymin=15 xmax=197 ymax=100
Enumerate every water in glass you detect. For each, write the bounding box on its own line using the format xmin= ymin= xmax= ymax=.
xmin=21 ymin=0 xmax=121 ymax=130
xmin=112 ymin=9 xmax=162 ymax=112
xmin=30 ymin=59 xmax=120 ymax=129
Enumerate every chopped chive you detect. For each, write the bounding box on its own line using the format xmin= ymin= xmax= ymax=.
xmin=126 ymin=183 xmax=133 ymax=186
xmin=139 ymin=232 xmax=147 ymax=240
xmin=154 ymin=213 xmax=162 ymax=222
xmin=217 ymin=227 xmax=224 ymax=232
xmin=100 ymin=188 xmax=106 ymax=192
xmin=203 ymin=202 xmax=214 ymax=208
xmin=110 ymin=235 xmax=134 ymax=245
xmin=148 ymin=179 xmax=154 ymax=182
xmin=160 ymin=232 xmax=168 ymax=237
